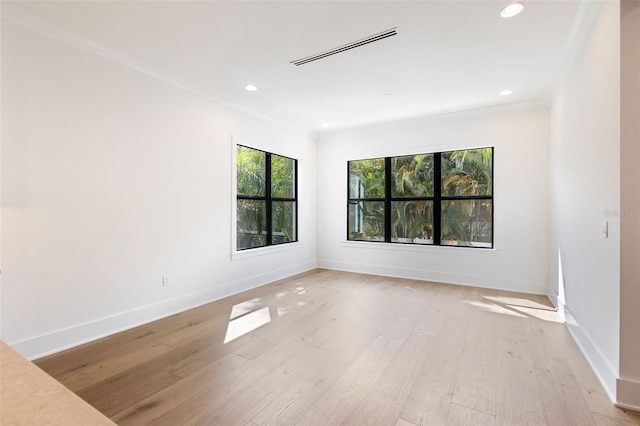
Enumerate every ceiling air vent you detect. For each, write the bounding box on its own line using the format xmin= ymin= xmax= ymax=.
xmin=290 ymin=27 xmax=398 ymax=66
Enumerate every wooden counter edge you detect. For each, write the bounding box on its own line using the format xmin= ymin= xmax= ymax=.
xmin=1 ymin=341 xmax=115 ymax=426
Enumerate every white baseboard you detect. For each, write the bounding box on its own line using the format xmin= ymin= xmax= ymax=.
xmin=563 ymin=304 xmax=618 ymax=403
xmin=316 ymin=259 xmax=547 ymax=295
xmin=11 ymin=260 xmax=317 ymax=360
xmin=616 ymin=378 xmax=640 ymax=412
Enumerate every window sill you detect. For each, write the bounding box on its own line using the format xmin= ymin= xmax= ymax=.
xmin=340 ymin=240 xmax=498 ymax=255
xmin=232 ymin=241 xmax=304 ymax=261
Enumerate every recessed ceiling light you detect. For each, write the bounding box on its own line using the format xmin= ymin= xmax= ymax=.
xmin=499 ymin=90 xmax=513 ymax=96
xmin=500 ymin=3 xmax=524 ymax=18
xmin=245 ymin=84 xmax=258 ymax=91
xmin=321 ymin=123 xmax=330 ymax=128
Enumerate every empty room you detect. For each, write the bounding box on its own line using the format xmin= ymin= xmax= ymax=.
xmin=1 ymin=0 xmax=639 ymax=425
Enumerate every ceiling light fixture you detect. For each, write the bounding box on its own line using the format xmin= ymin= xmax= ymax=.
xmin=245 ymin=84 xmax=258 ymax=91
xmin=499 ymin=90 xmax=513 ymax=96
xmin=321 ymin=123 xmax=330 ymax=128
xmin=500 ymin=3 xmax=524 ymax=18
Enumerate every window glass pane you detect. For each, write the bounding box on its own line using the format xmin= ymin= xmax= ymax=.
xmin=237 ymin=146 xmax=266 ymax=197
xmin=441 ymin=200 xmax=492 ymax=247
xmin=272 ymin=201 xmax=296 ymax=244
xmin=237 ymin=199 xmax=266 ymax=249
xmin=348 ymin=201 xmax=385 ymax=241
xmin=391 ymin=200 xmax=434 ymax=244
xmin=441 ymin=148 xmax=492 ymax=196
xmin=271 ymin=155 xmax=295 ymax=199
xmin=391 ymin=154 xmax=434 ymax=197
xmin=349 ymin=158 xmax=385 ymax=199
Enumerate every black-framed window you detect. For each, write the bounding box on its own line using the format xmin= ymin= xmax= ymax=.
xmin=237 ymin=145 xmax=297 ymax=250
xmin=348 ymin=147 xmax=493 ymax=248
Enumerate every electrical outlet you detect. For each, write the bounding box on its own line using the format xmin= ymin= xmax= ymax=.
xmin=162 ymin=276 xmax=169 ymax=287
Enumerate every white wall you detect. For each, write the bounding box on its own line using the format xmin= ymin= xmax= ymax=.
xmin=618 ymin=0 xmax=640 ymax=410
xmin=1 ymin=20 xmax=317 ymax=359
xmin=317 ymin=104 xmax=550 ymax=295
xmin=549 ymin=1 xmax=620 ymax=401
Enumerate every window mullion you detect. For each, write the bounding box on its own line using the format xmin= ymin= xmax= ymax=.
xmin=265 ymin=152 xmax=273 ymax=245
xmin=434 ymin=153 xmax=442 ymax=246
xmin=384 ymin=157 xmax=392 ymax=243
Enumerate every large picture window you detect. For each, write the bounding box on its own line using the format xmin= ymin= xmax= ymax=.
xmin=237 ymin=145 xmax=297 ymax=250
xmin=348 ymin=147 xmax=493 ymax=248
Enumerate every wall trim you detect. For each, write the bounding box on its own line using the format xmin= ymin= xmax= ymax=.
xmin=316 ymin=259 xmax=546 ymax=295
xmin=10 ymin=260 xmax=317 ymax=360
xmin=563 ymin=304 xmax=618 ymax=403
xmin=616 ymin=378 xmax=640 ymax=412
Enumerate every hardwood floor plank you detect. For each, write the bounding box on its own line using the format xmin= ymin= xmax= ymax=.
xmin=495 ymin=315 xmax=546 ymax=426
xmin=209 ymin=321 xmax=373 ymax=425
xmin=248 ymin=328 xmax=373 ymax=425
xmin=296 ymin=335 xmax=403 ymax=425
xmin=396 ymin=419 xmax=420 ymax=426
xmin=399 ymin=332 xmax=468 ymax=425
xmin=146 ymin=333 xmax=311 ymax=426
xmin=535 ymin=367 xmax=596 ymax=425
xmin=78 ymin=367 xmax=182 ymax=417
xmin=452 ymin=312 xmax=498 ymax=416
xmin=34 ymin=326 xmax=156 ymax=377
xmin=49 ymin=342 xmax=174 ymax=392
xmin=525 ymin=321 xmax=573 ymax=375
xmin=112 ymin=353 xmax=249 ymax=425
xmin=344 ymin=299 xmax=440 ymax=425
xmin=446 ymin=403 xmax=496 ymax=426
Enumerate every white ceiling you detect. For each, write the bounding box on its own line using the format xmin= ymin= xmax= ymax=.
xmin=9 ymin=1 xmax=585 ymax=133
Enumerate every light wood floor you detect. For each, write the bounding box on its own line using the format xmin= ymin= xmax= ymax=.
xmin=36 ymin=269 xmax=640 ymax=426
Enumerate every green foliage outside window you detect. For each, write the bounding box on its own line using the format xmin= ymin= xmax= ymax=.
xmin=348 ymin=201 xmax=385 ymax=241
xmin=441 ymin=148 xmax=492 ymax=245
xmin=237 ymin=146 xmax=265 ymax=197
xmin=391 ymin=154 xmax=434 ymax=197
xmin=391 ymin=200 xmax=434 ymax=243
xmin=441 ymin=148 xmax=492 ymax=196
xmin=271 ymin=155 xmax=295 ymax=199
xmin=349 ymin=158 xmax=385 ymax=199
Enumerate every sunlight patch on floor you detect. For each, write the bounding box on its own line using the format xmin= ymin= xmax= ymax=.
xmin=224 ymin=306 xmax=271 ymax=343
xmin=230 ymin=298 xmax=263 ymax=320
xmin=467 ymin=300 xmax=527 ymax=318
xmin=465 ymin=296 xmax=564 ymax=323
xmin=511 ymin=305 xmax=563 ymax=322
xmin=483 ymin=296 xmax=554 ymax=311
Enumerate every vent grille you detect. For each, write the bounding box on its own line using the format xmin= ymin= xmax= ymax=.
xmin=290 ymin=27 xmax=398 ymax=66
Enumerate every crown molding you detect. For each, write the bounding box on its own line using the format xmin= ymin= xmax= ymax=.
xmin=542 ymin=0 xmax=605 ymax=104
